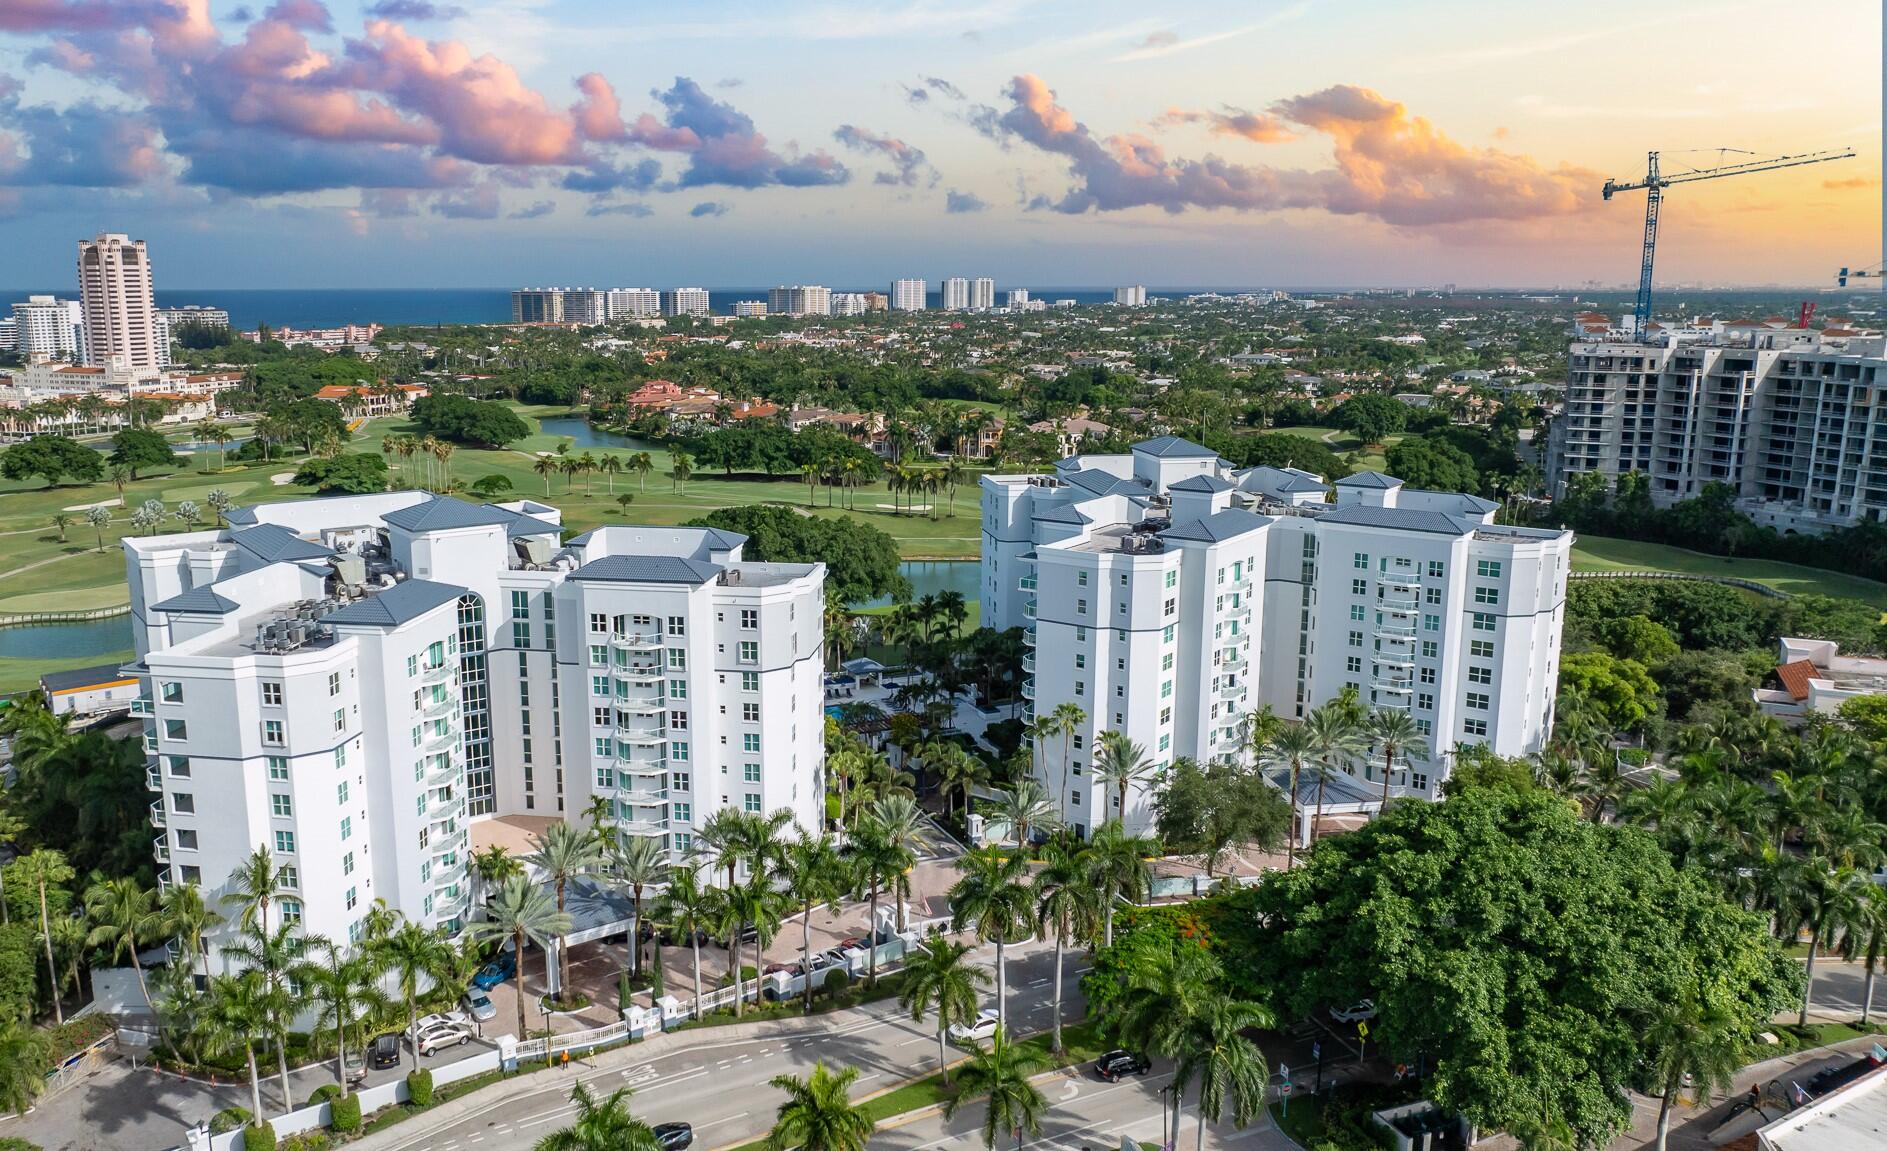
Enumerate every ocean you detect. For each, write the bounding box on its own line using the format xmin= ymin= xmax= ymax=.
xmin=3 ymin=287 xmax=1210 ymax=331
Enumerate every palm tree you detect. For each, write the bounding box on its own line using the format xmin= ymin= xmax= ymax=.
xmin=0 ymin=1016 xmax=51 ymax=1119
xmin=1082 ymin=819 xmax=1153 ymax=947
xmin=985 ymin=779 xmax=1060 ymax=852
xmin=1304 ymin=703 xmax=1366 ymax=840
xmin=782 ymin=830 xmax=846 ymax=1012
xmin=1846 ymin=884 xmax=1887 ymax=1025
xmin=765 ymin=1062 xmax=875 ymax=1151
xmin=297 ymin=935 xmax=392 ymax=1098
xmin=536 ymin=1081 xmax=661 ymax=1151
xmin=85 ymin=877 xmax=160 ymax=1021
xmin=670 ymin=450 xmax=693 ymax=491
xmin=1260 ymin=725 xmax=1319 ymax=867
xmin=927 ymin=741 xmax=987 ymax=819
xmin=466 ymin=874 xmax=573 ymax=1041
xmin=222 ymin=920 xmax=301 ymax=1111
xmin=527 ymin=822 xmax=603 ymax=997
xmin=599 ymin=453 xmax=623 ymax=494
xmin=717 ymin=877 xmax=783 ymax=1018
xmin=381 ymin=920 xmax=455 ymax=1061
xmin=1173 ymin=995 xmax=1274 ymax=1151
xmin=195 ymin=972 xmax=270 ymax=1121
xmin=1041 ymin=703 xmax=1086 ymax=827
xmin=1366 ymin=707 xmax=1426 ymax=808
xmin=848 ymin=819 xmax=913 ymax=988
xmin=801 ymin=463 xmax=820 ymax=505
xmin=205 ymin=488 xmax=233 ymax=527
xmin=945 ymin=1025 xmax=1051 ymax=1151
xmin=1645 ymin=994 xmax=1743 ymax=1151
xmin=471 ymin=844 xmax=526 ymax=908
xmin=610 ymin=835 xmax=668 ymax=978
xmin=155 ymin=880 xmax=222 ymax=980
xmin=616 ymin=493 xmax=636 ymax=518
xmin=631 ymin=451 xmax=655 ymax=492
xmin=1787 ymin=859 xmax=1874 ymax=1024
xmin=949 ymin=847 xmax=1032 ymax=1029
xmin=899 ymin=937 xmax=990 ymax=1085
xmin=534 ymin=455 xmax=560 ymax=495
xmin=1093 ymin=731 xmax=1154 ymax=828
xmin=85 ymin=505 xmax=113 ymax=550
xmin=867 ymin=795 xmax=925 ymax=930
xmin=1033 ymin=839 xmax=1099 ymax=1053
xmin=14 ymin=849 xmax=72 ymax=1025
xmin=575 ymin=451 xmax=597 ymax=495
xmin=50 ymin=512 xmax=72 ymax=542
xmin=653 ymin=865 xmax=713 ymax=1017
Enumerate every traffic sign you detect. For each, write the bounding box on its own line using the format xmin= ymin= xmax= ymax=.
xmin=1281 ymin=1082 xmax=1293 ymax=1096
xmin=1311 ymin=1042 xmax=1321 ymax=1060
xmin=1357 ymin=1021 xmax=1370 ymax=1039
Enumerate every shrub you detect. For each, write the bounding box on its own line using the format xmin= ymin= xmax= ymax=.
xmin=244 ymin=1119 xmax=276 ymax=1151
xmin=279 ymin=1134 xmax=331 ymax=1151
xmin=209 ymin=1107 xmax=252 ymax=1135
xmin=329 ymin=1094 xmax=361 ymax=1133
xmin=406 ymin=1067 xmax=434 ymax=1108
xmin=306 ymin=1083 xmax=340 ymax=1106
xmin=0 ymin=1138 xmax=46 ymax=1150
xmin=822 ymin=969 xmax=852 ymax=1000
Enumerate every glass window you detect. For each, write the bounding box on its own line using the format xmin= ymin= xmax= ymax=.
xmin=173 ymin=792 xmax=195 ymax=813
xmin=1468 ymin=666 xmax=1491 ymax=685
xmin=274 ymin=830 xmax=296 ymax=853
xmin=1474 ymin=586 xmax=1500 ymax=605
xmin=1466 ymin=692 xmax=1489 ymax=710
xmin=266 ymin=756 xmax=287 ymax=781
xmin=261 ymin=682 xmax=283 ymax=706
xmin=743 ymin=733 xmax=760 ymax=753
xmin=328 ymin=671 xmax=341 ymax=696
xmin=743 ymin=763 xmax=761 ymax=783
xmin=1165 ymin=570 xmax=1177 ymax=588
xmin=743 ymin=794 xmax=762 ymax=813
xmin=1476 ymin=559 xmax=1502 ymax=579
xmin=1471 ymin=613 xmax=1496 ymax=632
xmin=1353 ymin=552 xmax=1369 ymax=569
xmin=1463 ymin=717 xmax=1487 ymax=737
xmin=1470 ymin=639 xmax=1494 ymax=659
xmin=164 ymin=718 xmax=188 ymax=741
xmin=270 ymin=794 xmax=292 ymax=817
xmin=340 ymin=816 xmax=352 ymax=841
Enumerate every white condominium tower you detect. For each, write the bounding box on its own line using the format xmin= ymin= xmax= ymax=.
xmin=941 ymin=278 xmax=970 ymax=312
xmin=982 ymin=437 xmax=1570 ymax=834
xmin=1547 ymin=321 xmax=1887 ymax=533
xmin=10 ymin=295 xmax=87 ymax=362
xmin=661 ymin=288 xmax=711 ymax=318
xmin=512 ymin=288 xmax=564 ymax=323
xmin=767 ymin=286 xmax=832 ymax=317
xmin=561 ymin=289 xmax=609 ymax=325
xmin=1113 ymin=285 xmax=1147 ymax=307
xmin=607 ymin=288 xmax=662 ymax=319
xmin=971 ymin=277 xmax=996 ymax=311
xmin=126 ymin=493 xmax=825 ymax=965
xmin=890 ymin=279 xmax=927 ymax=312
xmin=78 ymin=233 xmax=167 ymax=370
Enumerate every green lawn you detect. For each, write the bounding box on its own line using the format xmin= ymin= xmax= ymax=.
xmin=1268 ymin=425 xmax=1407 ymax=472
xmin=1571 ymin=535 xmax=1887 ymax=607
xmin=0 ymin=649 xmax=134 ymax=695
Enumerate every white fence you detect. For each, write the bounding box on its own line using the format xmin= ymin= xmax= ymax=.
xmin=186 ymin=1049 xmax=505 ymax=1151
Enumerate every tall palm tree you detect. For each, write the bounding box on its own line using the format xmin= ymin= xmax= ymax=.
xmin=1365 ymin=707 xmax=1426 ymax=808
xmin=1172 ymin=995 xmax=1273 ymax=1151
xmin=717 ymin=877 xmax=783 ymax=1018
xmin=526 ymin=822 xmax=603 ymax=997
xmin=50 ymin=512 xmax=72 ymax=542
xmin=1787 ymin=859 xmax=1874 ymax=1024
xmin=945 ymin=1025 xmax=1051 ymax=1151
xmin=85 ymin=505 xmax=113 ymax=551
xmin=949 ymin=847 xmax=1032 ymax=1029
xmin=1042 ymin=703 xmax=1086 ymax=828
xmin=195 ymin=972 xmax=270 ymax=1121
xmin=223 ymin=845 xmax=284 ymax=935
xmin=1093 ymin=731 xmax=1155 ymax=829
xmin=985 ymin=779 xmax=1060 ymax=852
xmin=1845 ymin=884 xmax=1887 ymax=1025
xmin=155 ymin=880 xmax=222 ymax=981
xmin=765 ymin=1062 xmax=875 ymax=1151
xmin=1081 ymin=819 xmax=1153 ymax=948
xmin=1645 ymin=994 xmax=1743 ymax=1151
xmin=0 ymin=1016 xmax=51 ymax=1119
xmin=1260 ymin=725 xmax=1319 ymax=867
xmin=610 ymin=836 xmax=668 ymax=979
xmin=466 ymin=874 xmax=573 ymax=1041
xmin=848 ymin=818 xmax=913 ymax=987
xmin=899 ymin=937 xmax=990 ymax=1085
xmin=1304 ymin=703 xmax=1365 ymax=840
xmin=535 ymin=1082 xmax=661 ymax=1151
xmin=296 ymin=935 xmax=392 ymax=1098
xmin=782 ymin=830 xmax=846 ymax=1011
xmin=222 ymin=920 xmax=301 ymax=1111
xmin=471 ymin=844 xmax=526 ymax=908
xmin=867 ymin=795 xmax=925 ymax=930
xmin=15 ymin=849 xmax=73 ymax=1024
xmin=928 ymin=742 xmax=987 ymax=820
xmin=86 ymin=876 xmax=159 ymax=1016
xmin=534 ymin=455 xmax=560 ymax=496
xmin=381 ymin=920 xmax=456 ymax=1060
xmin=631 ymin=451 xmax=654 ymax=492
xmin=1033 ymin=839 xmax=1099 ymax=1053
xmin=599 ymin=453 xmax=623 ymax=494
xmin=670 ymin=450 xmax=693 ymax=491
xmin=653 ymin=865 xmax=713 ymax=1017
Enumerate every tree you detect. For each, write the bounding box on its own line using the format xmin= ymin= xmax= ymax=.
xmin=535 ymin=1081 xmax=660 ymax=1151
xmin=381 ymin=921 xmax=455 ymax=1062
xmin=49 ymin=512 xmax=72 ymax=542
xmin=1093 ymin=732 xmax=1155 ymax=827
xmin=174 ymin=499 xmax=201 ymax=528
xmin=1152 ymin=758 xmax=1290 ymax=876
xmin=1366 ymin=707 xmax=1427 ymax=808
xmin=466 ymin=875 xmax=572 ymax=1041
xmin=1591 ymin=614 xmax=1680 ymax=667
xmin=533 ymin=455 xmax=559 ymax=495
xmin=1384 ymin=437 xmax=1478 ymax=493
xmin=1033 ymin=839 xmax=1099 ymax=1053
xmin=765 ymin=1062 xmax=875 ymax=1151
xmin=205 ymin=488 xmax=234 ymax=527
xmin=469 ymin=474 xmax=514 ymax=499
xmin=2 ymin=435 xmax=104 ymax=487
xmin=866 ymin=795 xmax=925 ymax=930
xmin=296 ymin=935 xmax=392 ymax=1098
xmin=84 ymin=877 xmax=158 ymax=1020
xmin=1558 ymin=652 xmax=1661 ymax=734
xmin=1784 ymin=859 xmax=1874 ymax=1026
xmin=84 ymin=505 xmax=113 ymax=550
xmin=782 ymin=830 xmax=846 ymax=1011
xmin=984 ymin=779 xmax=1059 ymax=851
xmin=684 ymin=506 xmax=908 ymax=606
xmin=15 ymin=850 xmax=74 ymax=1024
xmin=155 ymin=881 xmax=222 ymax=981
xmin=949 ymin=847 xmax=1032 ymax=1029
xmin=195 ymin=973 xmax=271 ymax=1121
xmin=0 ymin=1017 xmax=50 ymax=1119
xmin=1081 ymin=819 xmax=1152 ymax=948
xmin=1260 ymin=724 xmax=1318 ymax=867
xmin=670 ymin=450 xmax=693 ymax=491
xmin=107 ymin=428 xmax=179 ymax=479
xmin=631 ymin=451 xmax=654 ymax=492
xmin=1645 ymin=994 xmax=1743 ymax=1151
xmin=1041 ymin=703 xmax=1086 ymax=829
xmin=1330 ymin=394 xmax=1406 ymax=446
xmin=526 ymin=823 xmax=602 ymax=998
xmin=609 ymin=835 xmax=667 ymax=979
xmin=293 ymin=452 xmax=389 ymax=494
xmin=1173 ymin=995 xmax=1273 ymax=1151
xmin=846 ymin=818 xmax=912 ymax=988
xmin=653 ymin=865 xmax=713 ymax=1017
xmin=410 ymin=394 xmax=530 ymax=447
xmin=944 ymin=1026 xmax=1050 ymax=1151
xmin=898 ymin=937 xmax=990 ymax=1085
xmin=268 ymin=397 xmax=349 ymax=454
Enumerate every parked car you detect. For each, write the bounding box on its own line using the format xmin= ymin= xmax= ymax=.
xmin=1095 ymin=1050 xmax=1151 ymax=1081
xmin=764 ymin=961 xmax=804 ymax=976
xmin=837 ymin=936 xmax=868 ymax=953
xmin=660 ymin=926 xmax=710 ymax=947
xmin=461 ymin=989 xmax=496 ymax=1022
xmin=341 ymin=1047 xmax=368 ymax=1084
xmin=416 ymin=1011 xmax=469 ymax=1033
xmin=473 ymin=950 xmax=516 ymax=990
xmin=947 ymin=1008 xmax=1001 ymax=1045
xmin=369 ymin=1033 xmax=402 ymax=1070
xmin=413 ymin=1022 xmax=473 ymax=1057
xmin=820 ymin=948 xmax=853 ymax=969
xmin=1329 ymin=999 xmax=1377 ymax=1024
xmin=652 ymin=1122 xmax=694 ymax=1150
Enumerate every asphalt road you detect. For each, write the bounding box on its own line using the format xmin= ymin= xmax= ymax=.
xmin=375 ymin=938 xmax=1089 ymax=1151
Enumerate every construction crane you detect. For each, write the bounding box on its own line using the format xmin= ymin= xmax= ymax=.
xmin=1602 ymin=147 xmax=1854 ymax=331
xmin=1838 ymin=263 xmax=1884 ymax=287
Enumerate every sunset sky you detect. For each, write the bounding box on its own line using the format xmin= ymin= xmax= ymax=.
xmin=0 ymin=0 xmax=1879 ymax=288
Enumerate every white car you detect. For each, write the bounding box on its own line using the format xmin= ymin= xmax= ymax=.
xmin=413 ymin=1021 xmax=473 ymax=1056
xmin=947 ymin=1009 xmax=1001 ymax=1045
xmin=416 ymin=1011 xmax=469 ymax=1033
xmin=1329 ymin=1000 xmax=1377 ymax=1024
xmin=462 ymin=990 xmax=497 ymax=1022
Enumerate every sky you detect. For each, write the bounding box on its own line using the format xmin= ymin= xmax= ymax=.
xmin=0 ymin=0 xmax=1879 ymax=289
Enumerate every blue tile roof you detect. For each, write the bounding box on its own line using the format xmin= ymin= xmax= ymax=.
xmin=1335 ymin=470 xmax=1403 ymax=489
xmin=382 ymin=496 xmax=519 ymax=533
xmin=1316 ymin=503 xmax=1476 ymax=535
xmin=1169 ymin=474 xmax=1235 ymax=494
xmin=1032 ymin=503 xmax=1091 ymax=525
xmin=151 ymin=586 xmax=240 ymax=614
xmin=568 ymin=555 xmax=724 ymax=584
xmin=1161 ymin=507 xmax=1271 ymax=543
xmin=324 ymin=579 xmax=466 ymax=627
xmin=1133 ymin=435 xmax=1216 ymax=458
xmin=230 ymin=523 xmax=332 ymax=563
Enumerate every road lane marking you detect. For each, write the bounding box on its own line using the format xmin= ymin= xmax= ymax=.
xmin=694 ymin=1112 xmax=751 ymax=1130
xmin=899 ymin=1037 xmax=929 ymax=1047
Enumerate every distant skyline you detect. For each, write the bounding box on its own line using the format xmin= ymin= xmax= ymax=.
xmin=0 ymin=0 xmax=1878 ymax=289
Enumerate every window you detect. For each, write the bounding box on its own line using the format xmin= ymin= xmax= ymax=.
xmin=1163 ymin=624 xmax=1175 ymax=644
xmin=668 ymin=616 xmax=685 ymax=637
xmin=743 ymin=733 xmax=760 ymax=753
xmin=1077 ymin=571 xmax=1089 ymax=587
xmin=1468 ymin=666 xmax=1492 ymax=685
xmin=328 ymin=671 xmax=341 ymax=696
xmin=512 ymin=622 xmax=530 ymax=648
xmin=740 ymin=672 xmax=758 ymax=692
xmin=1463 ymin=717 xmax=1488 ymax=737
xmin=1076 ymin=599 xmax=1087 ymax=616
xmin=742 ymin=702 xmax=759 ymax=723
xmin=743 ymin=763 xmax=761 ymax=783
xmin=1422 ymin=614 xmax=1440 ymax=632
xmin=1416 ymin=719 xmax=1431 ymax=736
xmin=1162 ymin=597 xmax=1176 ymax=618
xmin=593 ymin=736 xmax=612 ymax=757
xmin=666 ymin=679 xmax=687 ymax=700
xmin=173 ymin=792 xmax=195 ymax=813
xmin=176 ymin=829 xmax=198 ymax=851
xmin=1417 ymin=692 xmax=1434 ymax=710
xmin=1427 ymin=560 xmax=1445 ymax=578
xmin=1476 ymin=559 xmax=1502 ymax=579
xmin=737 ymin=641 xmax=758 ymax=664
xmin=591 ymin=675 xmax=610 ymax=697
xmin=161 ymin=680 xmax=184 ymax=703
xmin=1353 ymin=552 xmax=1369 ymax=569
xmin=1474 ymin=586 xmax=1500 ymax=605
xmin=1411 ymin=772 xmax=1430 ymax=791
xmin=738 ymin=608 xmax=758 ymax=631
xmin=1165 ymin=570 xmax=1177 ymax=589
xmin=1074 ymin=681 xmax=1085 ymax=697
xmin=1422 ymin=641 xmax=1440 ymax=659
xmin=1346 ymin=656 xmax=1362 ymax=673
xmin=671 ymin=802 xmax=692 ymax=823
xmin=1158 ymin=734 xmax=1170 ymax=752
xmin=1420 ymin=667 xmax=1436 ymax=685
xmin=1471 ymin=613 xmax=1496 ymax=632
xmin=261 ymin=682 xmax=282 ymax=706
xmin=669 ymin=710 xmax=688 ymax=731
xmin=510 ymin=590 xmax=531 ymax=619
xmin=1348 ymin=630 xmax=1363 ymax=647
xmin=164 ymin=718 xmax=188 ymax=741
xmin=1075 ymin=626 xmax=1087 ymax=642
xmin=670 ymin=741 xmax=690 ymax=762
xmin=589 ymin=612 xmax=608 ymax=633
xmin=1350 ymin=604 xmax=1365 ymax=621
xmin=590 ymin=644 xmax=608 ymax=666
xmin=346 ymin=886 xmax=358 ymax=911
xmin=280 ymin=898 xmax=302 ymax=925
xmin=1159 ymin=706 xmax=1172 ymax=726
xmin=1470 ymin=639 xmax=1494 ymax=659
xmin=671 ymin=771 xmax=691 ymax=791
xmin=1466 ymin=692 xmax=1489 ymax=710
xmin=1160 ymin=680 xmax=1173 ymax=699
xmin=266 ymin=757 xmax=288 ymax=781
xmin=340 ymin=816 xmax=352 ymax=841
xmin=270 ymin=794 xmax=292 ymax=817
xmin=166 ymin=754 xmax=190 ymax=778
xmin=594 ymin=766 xmax=615 ymax=789
xmin=1161 ymin=652 xmax=1174 ymax=671
xmin=1352 ymin=578 xmax=1367 ymax=596
xmin=342 ymin=852 xmax=354 ymax=875
xmin=1425 ymin=587 xmax=1442 ymax=605
xmin=274 ymin=830 xmax=296 ymax=853
xmin=332 ymin=708 xmax=345 ymax=734
xmin=743 ymin=794 xmax=762 ymax=813
xmin=337 ymin=780 xmax=350 ymax=804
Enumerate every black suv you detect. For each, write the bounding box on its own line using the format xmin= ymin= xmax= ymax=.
xmin=653 ymin=1122 xmax=694 ymax=1150
xmin=1095 ymin=1050 xmax=1151 ymax=1081
xmin=369 ymin=1033 xmax=402 ymax=1070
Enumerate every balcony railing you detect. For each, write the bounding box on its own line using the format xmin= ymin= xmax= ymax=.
xmin=146 ymin=765 xmax=162 ymax=791
xmin=1022 ymin=599 xmax=1037 ymax=620
xmin=1021 ymin=652 xmax=1035 ymax=674
xmin=1376 ymin=623 xmax=1417 ymax=640
xmin=616 ymin=755 xmax=667 ymax=776
xmin=421 ymin=661 xmax=454 ymax=684
xmin=130 ymin=698 xmax=154 ymax=717
xmin=616 ymin=725 xmax=667 ymax=745
xmin=422 ymin=693 xmax=456 ymax=717
xmin=612 ymin=632 xmax=665 ymax=651
xmin=1022 ymin=626 xmax=1037 ymax=648
xmin=619 ymin=819 xmax=668 ymax=836
xmin=1018 ymin=576 xmax=1037 ymax=592
xmin=1214 ymin=677 xmax=1244 ymax=699
xmin=616 ymin=666 xmax=664 ymax=686
xmin=150 ymin=801 xmax=167 ymax=829
xmin=618 ymin=694 xmax=664 ymax=713
xmin=425 ymin=723 xmax=458 ymax=749
xmin=153 ymin=835 xmax=169 ymax=864
xmin=616 ymin=787 xmax=669 ymax=805
xmin=1020 ymin=680 xmax=1035 ymax=701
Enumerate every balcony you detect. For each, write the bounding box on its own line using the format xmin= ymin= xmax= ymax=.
xmin=1372 ymin=652 xmax=1415 ymax=670
xmin=1018 ymin=575 xmax=1037 ymax=592
xmin=618 ymin=694 xmax=664 ymax=714
xmin=425 ymin=722 xmax=458 ymax=750
xmin=130 ymin=697 xmax=154 ymax=717
xmin=149 ymin=800 xmax=167 ymax=829
xmin=616 ymin=724 xmax=667 ymax=746
xmin=421 ymin=661 xmax=454 ymax=684
xmin=616 ymin=786 xmax=668 ymax=806
xmin=1214 ymin=677 xmax=1244 ymax=699
xmin=153 ymin=835 xmax=169 ymax=865
xmin=1022 ymin=598 xmax=1037 ymax=621
xmin=612 ymin=631 xmax=664 ymax=651
xmin=1021 ymin=705 xmax=1035 ymax=726
xmin=1372 ymin=678 xmax=1414 ymax=696
xmin=1376 ymin=622 xmax=1417 ymax=641
xmin=428 ymin=791 xmax=463 ymax=819
xmin=619 ymin=819 xmax=668 ymax=836
xmin=146 ymin=764 xmax=162 ymax=791
xmin=1020 ymin=679 xmax=1035 ymax=701
xmin=617 ymin=756 xmax=667 ymax=777
xmin=1021 ymin=651 xmax=1035 ymax=674
xmin=615 ymin=666 xmax=664 ymax=687
xmin=423 ymin=756 xmax=459 ymax=784
xmin=1378 ymin=572 xmax=1420 ymax=593
xmin=422 ymin=692 xmax=456 ymax=717
xmin=429 ymin=828 xmax=467 ymax=862
xmin=157 ymin=870 xmax=174 ymax=893
xmin=1022 ymin=626 xmax=1037 ymax=648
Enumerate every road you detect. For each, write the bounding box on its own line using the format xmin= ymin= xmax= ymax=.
xmin=372 ymin=938 xmax=1088 ymax=1151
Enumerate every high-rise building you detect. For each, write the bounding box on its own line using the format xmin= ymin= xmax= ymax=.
xmin=606 ymin=288 xmax=662 ymax=320
xmin=831 ymin=293 xmax=870 ymax=317
xmin=511 ymin=289 xmax=565 ymax=324
xmin=1007 ymin=289 xmax=1031 ymax=309
xmin=156 ymin=305 xmax=231 ymax=332
xmin=766 ymin=286 xmax=832 ymax=317
xmin=77 ymin=233 xmax=165 ymax=370
xmin=1113 ymin=285 xmax=1147 ymax=307
xmin=941 ymin=278 xmax=970 ymax=311
xmin=661 ymin=288 xmax=711 ymax=318
xmin=1547 ymin=322 xmax=1887 ymax=533
xmin=10 ymin=295 xmax=87 ymax=362
xmin=982 ymin=438 xmax=1570 ymax=832
xmin=561 ymin=289 xmax=609 ymax=325
xmin=733 ymin=301 xmax=768 ymax=318
xmin=971 ymin=278 xmax=996 ymax=311
xmin=127 ymin=493 xmax=826 ymax=966
xmin=890 ymin=279 xmax=927 ymax=312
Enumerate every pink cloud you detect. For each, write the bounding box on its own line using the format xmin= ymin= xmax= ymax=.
xmin=571 ymin=72 xmax=625 ymax=142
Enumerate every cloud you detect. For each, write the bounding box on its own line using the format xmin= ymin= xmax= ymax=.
xmin=945 ymin=189 xmax=988 ymax=213
xmin=1111 ymin=7 xmax=1308 ymax=62
xmin=362 ymin=0 xmax=464 ymax=19
xmin=689 ymin=200 xmax=729 ymax=217
xmin=1156 ymin=105 xmax=1294 ymax=144
xmin=922 ymin=75 xmax=963 ymax=99
xmin=904 ymin=86 xmax=929 ymax=105
xmin=508 ymin=199 xmax=553 ymax=219
xmin=587 ymin=200 xmax=653 ymax=217
xmin=560 ymin=157 xmax=661 ymax=193
xmin=997 ymin=74 xmax=1595 ymax=226
xmin=430 ymin=181 xmax=499 ymax=218
xmin=1824 ymin=176 xmax=1880 ymax=190
xmin=833 ymin=124 xmax=935 ymax=187
xmin=0 ymin=87 xmax=163 ymax=187
xmin=716 ymin=77 xmax=742 ymax=89
xmin=631 ymin=76 xmax=849 ymax=189
xmin=1132 ymin=30 xmax=1177 ymax=51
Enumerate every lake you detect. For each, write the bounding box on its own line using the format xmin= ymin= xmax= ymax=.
xmin=0 ymin=615 xmax=134 ymax=660
xmin=535 ymin=417 xmax=655 ymax=452
xmin=865 ymin=561 xmax=979 ymax=608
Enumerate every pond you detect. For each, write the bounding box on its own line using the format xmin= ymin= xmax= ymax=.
xmin=0 ymin=615 xmax=135 ymax=660
xmin=862 ymin=561 xmax=980 ymax=609
xmin=535 ymin=417 xmax=656 ymax=452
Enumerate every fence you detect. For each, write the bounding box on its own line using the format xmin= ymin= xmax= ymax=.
xmin=184 ymin=1049 xmax=505 ymax=1151
xmin=0 ymin=604 xmax=132 ymax=627
xmin=1565 ymin=569 xmax=1791 ymax=599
